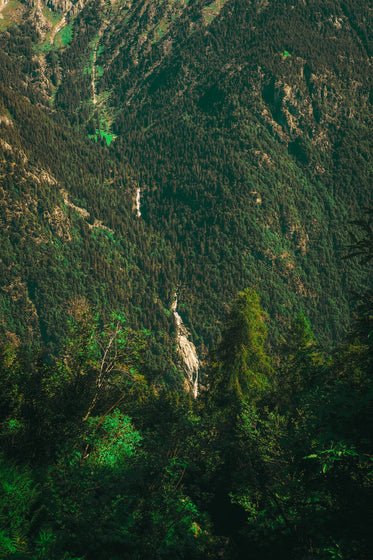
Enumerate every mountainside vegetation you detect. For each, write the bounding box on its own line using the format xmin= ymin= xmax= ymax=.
xmin=0 ymin=0 xmax=372 ymax=364
xmin=0 ymin=0 xmax=372 ymax=557
xmin=0 ymin=228 xmax=372 ymax=557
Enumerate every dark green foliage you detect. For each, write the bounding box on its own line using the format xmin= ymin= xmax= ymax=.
xmin=274 ymin=313 xmax=324 ymax=412
xmin=0 ymin=320 xmax=214 ymax=559
xmin=1 ymin=0 xmax=373 ymax=369
xmin=0 ymin=280 xmax=372 ymax=559
xmin=206 ymin=287 xmax=373 ymax=559
xmin=0 ymin=1 xmax=373 ymax=558
xmin=0 ymin=456 xmax=39 ymax=558
xmin=211 ymin=288 xmax=272 ymax=402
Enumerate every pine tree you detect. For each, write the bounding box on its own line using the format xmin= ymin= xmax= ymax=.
xmin=212 ymin=288 xmax=272 ymax=404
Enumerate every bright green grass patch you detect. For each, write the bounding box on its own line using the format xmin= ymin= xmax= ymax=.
xmin=97 ymin=104 xmax=119 ymax=133
xmin=281 ymin=50 xmax=291 ymax=58
xmin=34 ymin=41 xmax=52 ymax=53
xmin=54 ymin=22 xmax=73 ymax=48
xmin=96 ymin=65 xmax=104 ymax=78
xmin=88 ymin=129 xmax=116 ymax=146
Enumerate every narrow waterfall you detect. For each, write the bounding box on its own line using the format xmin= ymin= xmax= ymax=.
xmin=172 ymin=294 xmax=199 ymax=398
xmin=136 ymin=188 xmax=141 ymax=217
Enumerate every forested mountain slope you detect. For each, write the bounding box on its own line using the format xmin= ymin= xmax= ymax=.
xmin=0 ymin=47 xmax=180 ymax=383
xmin=1 ymin=2 xmax=373 ymax=559
xmin=103 ymin=0 xmax=373 ymax=345
xmin=0 ymin=0 xmax=372 ymax=376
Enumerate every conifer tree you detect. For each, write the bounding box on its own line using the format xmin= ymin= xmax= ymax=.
xmin=212 ymin=288 xmax=272 ymax=404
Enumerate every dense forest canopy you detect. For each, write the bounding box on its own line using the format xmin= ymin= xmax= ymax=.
xmin=0 ymin=225 xmax=372 ymax=557
xmin=0 ymin=0 xmax=372 ymax=557
xmin=0 ymin=0 xmax=372 ymax=363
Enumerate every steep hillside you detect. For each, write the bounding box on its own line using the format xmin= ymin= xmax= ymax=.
xmin=0 ymin=47 xmax=183 ymax=384
xmin=1 ymin=3 xmax=373 ymax=557
xmin=106 ymin=0 xmax=373 ymax=345
xmin=0 ymin=0 xmax=372 ymax=384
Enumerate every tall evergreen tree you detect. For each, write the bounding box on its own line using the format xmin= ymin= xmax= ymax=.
xmin=212 ymin=288 xmax=272 ymax=404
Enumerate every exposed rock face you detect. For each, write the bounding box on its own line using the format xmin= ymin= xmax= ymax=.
xmin=45 ymin=0 xmax=86 ymax=14
xmin=0 ymin=115 xmax=13 ymax=127
xmin=47 ymin=0 xmax=73 ymax=12
xmin=46 ymin=205 xmax=72 ymax=241
xmin=0 ymin=138 xmax=12 ymax=152
xmin=0 ymin=0 xmax=9 ymax=13
xmin=172 ymin=294 xmax=199 ymax=398
xmin=24 ymin=0 xmax=52 ymax=39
